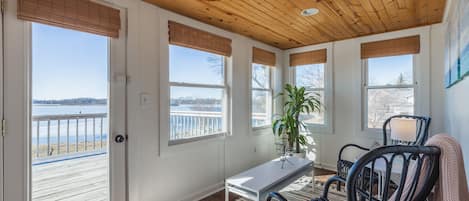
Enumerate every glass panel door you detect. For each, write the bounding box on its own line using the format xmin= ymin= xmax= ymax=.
xmin=30 ymin=22 xmax=126 ymax=201
xmin=0 ymin=9 xmax=4 ymax=201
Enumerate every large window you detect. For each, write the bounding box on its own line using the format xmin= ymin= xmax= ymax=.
xmin=251 ymin=63 xmax=272 ymax=128
xmin=169 ymin=45 xmax=228 ymax=142
xmin=294 ymin=63 xmax=325 ymax=125
xmin=364 ymin=55 xmax=415 ymax=129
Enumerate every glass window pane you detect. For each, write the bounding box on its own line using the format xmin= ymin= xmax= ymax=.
xmin=300 ymin=90 xmax=324 ymax=125
xmin=367 ymin=88 xmax=414 ymax=128
xmin=169 ymin=45 xmax=224 ymax=85
xmin=252 ymin=63 xmax=270 ymax=89
xmin=170 ymin=86 xmax=224 ymax=140
xmin=295 ymin=63 xmax=324 ymax=89
xmin=252 ymin=90 xmax=271 ymax=127
xmin=368 ymin=55 xmax=413 ymax=86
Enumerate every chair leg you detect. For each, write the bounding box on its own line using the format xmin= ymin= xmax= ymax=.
xmin=337 ymin=181 xmax=341 ymax=191
xmin=321 ymin=175 xmax=344 ymax=199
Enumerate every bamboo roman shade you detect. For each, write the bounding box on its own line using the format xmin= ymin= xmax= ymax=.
xmin=168 ymin=21 xmax=232 ymax=56
xmin=252 ymin=47 xmax=276 ymax=66
xmin=289 ymin=49 xmax=327 ymax=67
xmin=361 ymin=35 xmax=420 ymax=59
xmin=18 ymin=0 xmax=121 ymax=38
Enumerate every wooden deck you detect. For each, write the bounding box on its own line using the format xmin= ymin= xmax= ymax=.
xmin=32 ymin=154 xmax=109 ymax=201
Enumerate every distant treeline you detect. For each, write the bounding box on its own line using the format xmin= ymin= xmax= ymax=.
xmin=33 ymin=98 xmax=107 ymax=105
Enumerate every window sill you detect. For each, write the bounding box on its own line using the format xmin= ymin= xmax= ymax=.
xmin=168 ymin=132 xmax=227 ymax=146
xmin=252 ymin=125 xmax=273 ymax=135
xmin=252 ymin=125 xmax=271 ymax=130
xmin=356 ymin=128 xmax=384 ymax=141
xmin=158 ymin=131 xmax=230 ymax=158
xmin=304 ymin=123 xmax=333 ymax=134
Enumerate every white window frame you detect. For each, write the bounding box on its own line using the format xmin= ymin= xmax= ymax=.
xmin=361 ymin=55 xmax=418 ymax=132
xmin=158 ymin=19 xmax=235 ymax=157
xmin=291 ymin=64 xmax=331 ymax=132
xmin=287 ymin=45 xmax=334 ymax=134
xmin=167 ymin=45 xmax=230 ymax=146
xmin=250 ymin=63 xmax=274 ymax=130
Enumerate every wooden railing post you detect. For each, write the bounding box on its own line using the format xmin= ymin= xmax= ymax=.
xmin=36 ymin=121 xmax=40 ymax=158
xmin=47 ymin=120 xmax=51 ymax=156
xmin=57 ymin=120 xmax=61 ymax=155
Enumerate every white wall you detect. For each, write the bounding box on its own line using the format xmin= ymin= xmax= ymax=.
xmin=126 ymin=2 xmax=283 ymax=201
xmin=284 ymin=25 xmax=447 ymax=170
xmin=2 ymin=1 xmax=282 ymax=201
xmin=446 ymin=78 xmax=469 ymax=180
xmin=1 ymin=0 xmax=449 ymax=200
xmin=443 ymin=0 xmax=469 ymax=183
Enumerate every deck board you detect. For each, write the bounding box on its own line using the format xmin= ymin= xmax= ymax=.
xmin=32 ymin=154 xmax=109 ymax=201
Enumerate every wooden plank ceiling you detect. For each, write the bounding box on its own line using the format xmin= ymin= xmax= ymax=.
xmin=144 ymin=0 xmax=446 ymax=49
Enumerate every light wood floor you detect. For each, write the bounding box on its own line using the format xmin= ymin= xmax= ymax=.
xmin=32 ymin=154 xmax=109 ymax=201
xmin=31 ymin=155 xmax=335 ymax=201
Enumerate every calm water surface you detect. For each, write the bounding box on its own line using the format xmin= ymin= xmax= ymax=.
xmin=32 ymin=104 xmax=108 ymax=145
xmin=31 ymin=104 xmax=221 ymax=145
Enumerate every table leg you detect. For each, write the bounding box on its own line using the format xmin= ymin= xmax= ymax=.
xmin=225 ymin=183 xmax=229 ymax=201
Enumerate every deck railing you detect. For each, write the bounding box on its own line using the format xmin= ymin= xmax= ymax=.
xmin=32 ymin=111 xmax=268 ymax=160
xmin=32 ymin=113 xmax=108 ymax=160
xmin=170 ymin=111 xmax=223 ymax=140
xmin=169 ymin=111 xmax=268 ymax=140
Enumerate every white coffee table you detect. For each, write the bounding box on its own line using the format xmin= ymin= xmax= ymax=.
xmin=225 ymin=156 xmax=313 ymax=201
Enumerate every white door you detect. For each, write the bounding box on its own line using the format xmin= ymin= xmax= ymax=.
xmin=1 ymin=1 xmax=127 ymax=201
xmin=108 ymin=9 xmax=128 ymax=201
xmin=0 ymin=3 xmax=4 ymax=201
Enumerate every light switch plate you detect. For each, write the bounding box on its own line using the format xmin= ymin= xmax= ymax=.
xmin=140 ymin=93 xmax=151 ymax=106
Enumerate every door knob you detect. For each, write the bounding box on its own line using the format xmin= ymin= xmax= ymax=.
xmin=115 ymin=134 xmax=126 ymax=143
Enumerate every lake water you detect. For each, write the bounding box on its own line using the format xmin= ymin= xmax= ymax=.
xmin=33 ymin=104 xmax=108 ymax=116
xmin=31 ymin=104 xmax=222 ymax=145
xmin=32 ymin=104 xmax=108 ymax=145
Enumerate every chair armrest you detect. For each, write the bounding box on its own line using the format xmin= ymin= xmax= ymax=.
xmin=266 ymin=192 xmax=288 ymax=201
xmin=338 ymin=144 xmax=370 ymax=161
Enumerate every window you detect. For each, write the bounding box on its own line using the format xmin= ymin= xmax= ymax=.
xmin=169 ymin=45 xmax=228 ymax=142
xmin=294 ymin=63 xmax=325 ymax=125
xmin=251 ymin=63 xmax=272 ymax=128
xmin=364 ymin=55 xmax=415 ymax=129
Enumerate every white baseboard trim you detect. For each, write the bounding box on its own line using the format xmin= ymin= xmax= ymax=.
xmin=179 ymin=181 xmax=225 ymax=201
xmin=315 ymin=162 xmax=336 ymax=172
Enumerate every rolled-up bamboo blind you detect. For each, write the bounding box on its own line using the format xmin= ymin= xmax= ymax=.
xmin=361 ymin=35 xmax=420 ymax=59
xmin=168 ymin=21 xmax=232 ymax=56
xmin=18 ymin=0 xmax=121 ymax=38
xmin=252 ymin=47 xmax=276 ymax=66
xmin=289 ymin=49 xmax=327 ymax=67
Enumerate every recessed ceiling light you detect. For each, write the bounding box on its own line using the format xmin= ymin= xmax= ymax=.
xmin=301 ymin=8 xmax=319 ymax=16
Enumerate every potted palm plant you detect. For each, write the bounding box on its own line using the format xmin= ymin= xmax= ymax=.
xmin=272 ymin=84 xmax=322 ymax=157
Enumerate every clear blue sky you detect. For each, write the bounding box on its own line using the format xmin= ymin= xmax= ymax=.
xmin=368 ymin=55 xmax=413 ymax=86
xmin=32 ymin=23 xmax=108 ymax=100
xmin=169 ymin=45 xmax=224 ymax=99
xmin=32 ymin=22 xmax=412 ymax=100
xmin=32 ymin=24 xmax=224 ymax=101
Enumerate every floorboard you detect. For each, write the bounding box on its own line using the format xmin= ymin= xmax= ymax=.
xmin=32 ymin=154 xmax=108 ymax=201
xmin=31 ymin=154 xmax=335 ymax=201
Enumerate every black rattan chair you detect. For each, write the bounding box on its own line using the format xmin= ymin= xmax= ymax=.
xmin=266 ymin=145 xmax=441 ymax=201
xmin=336 ymin=115 xmax=431 ymax=190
